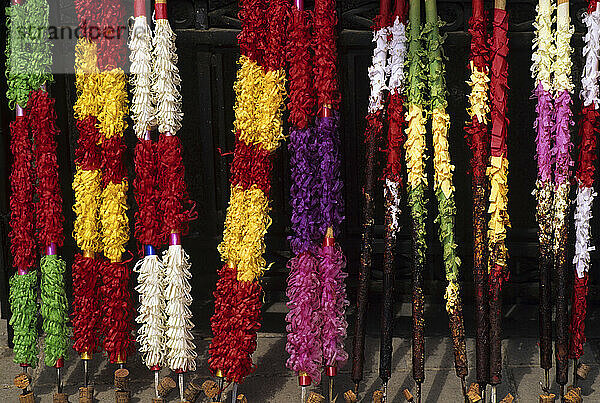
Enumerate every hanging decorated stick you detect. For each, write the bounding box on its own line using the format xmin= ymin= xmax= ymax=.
xmin=404 ymin=0 xmax=427 ymax=400
xmin=152 ymin=0 xmax=198 ymax=399
xmin=6 ymin=0 xmax=68 ymax=399
xmin=129 ymin=0 xmax=166 ymax=398
xmin=464 ymin=0 xmax=490 ymax=394
xmin=531 ymin=0 xmax=554 ymax=390
xmin=95 ymin=0 xmax=134 ymax=385
xmin=553 ymin=0 xmax=574 ymax=394
xmin=351 ymin=0 xmax=391 ymax=394
xmin=284 ymin=0 xmax=322 ymax=399
xmin=569 ymin=0 xmax=599 ymax=385
xmin=314 ymin=0 xmax=348 ymax=400
xmin=487 ymin=1 xmax=510 ymax=401
xmin=209 ymin=0 xmax=287 ymax=397
xmin=424 ymin=0 xmax=469 ymax=397
xmin=379 ymin=0 xmax=407 ymax=399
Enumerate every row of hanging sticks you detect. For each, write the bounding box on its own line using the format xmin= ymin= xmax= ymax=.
xmin=6 ymin=0 xmax=69 ymax=400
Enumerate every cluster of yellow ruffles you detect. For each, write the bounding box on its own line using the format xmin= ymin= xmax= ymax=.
xmin=72 ymin=37 xmax=129 ymax=263
xmin=531 ymin=0 xmax=554 ymax=89
xmin=218 ymin=55 xmax=286 ymax=282
xmin=466 ymin=61 xmax=490 ymax=124
xmin=487 ymin=155 xmax=510 ymax=268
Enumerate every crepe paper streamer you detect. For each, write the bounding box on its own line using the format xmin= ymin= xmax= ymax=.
xmin=553 ymin=91 xmax=574 ymax=184
xmin=129 ymin=15 xmax=156 ymax=139
xmin=73 ymin=38 xmax=101 ymax=120
xmin=101 ymin=260 xmax=135 ymax=363
xmin=133 ymin=139 xmax=162 ymax=251
xmin=163 ymin=244 xmax=197 ymax=372
xmin=285 ymin=252 xmax=322 ymax=383
xmin=314 ymin=0 xmax=341 ymax=111
xmin=40 ymin=255 xmax=69 ymax=366
xmin=465 ymin=0 xmax=490 ymax=385
xmin=9 ymin=272 xmax=39 ymax=367
xmin=5 ymin=0 xmax=53 ymax=109
xmin=210 ymin=0 xmax=287 ymax=384
xmin=352 ymin=1 xmax=393 ymax=385
xmin=153 ymin=18 xmax=183 ymax=135
xmin=569 ymin=1 xmax=600 ymax=362
xmin=424 ymin=0 xmax=468 ymax=381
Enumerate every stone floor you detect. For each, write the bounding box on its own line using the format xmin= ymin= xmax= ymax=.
xmin=0 ymin=302 xmax=598 ymax=402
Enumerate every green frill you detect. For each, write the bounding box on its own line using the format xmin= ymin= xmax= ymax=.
xmin=9 ymin=271 xmax=38 ymax=367
xmin=40 ymin=255 xmax=68 ymax=366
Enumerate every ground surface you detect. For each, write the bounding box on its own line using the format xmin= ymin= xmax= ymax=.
xmin=0 ymin=302 xmax=598 ymax=402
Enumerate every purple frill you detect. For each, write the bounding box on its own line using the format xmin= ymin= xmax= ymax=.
xmin=285 ymin=252 xmax=323 ymax=383
xmin=533 ymin=83 xmax=553 ymax=182
xmin=553 ymin=89 xmax=574 ymax=184
xmin=315 ymin=113 xmax=344 ymax=237
xmin=288 ymin=127 xmax=320 ymax=255
xmin=318 ymin=243 xmax=349 ymax=367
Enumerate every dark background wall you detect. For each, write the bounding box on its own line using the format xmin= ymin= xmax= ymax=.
xmin=0 ymin=0 xmax=597 ymax=338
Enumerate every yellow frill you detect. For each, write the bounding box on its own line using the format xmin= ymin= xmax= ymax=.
xmin=96 ymin=69 xmax=129 ymax=139
xmin=73 ymin=38 xmax=100 ymax=120
xmin=444 ymin=281 xmax=460 ymax=314
xmin=233 ymin=56 xmax=286 ymax=152
xmin=487 ymin=156 xmax=510 ymax=266
xmin=432 ymin=108 xmax=454 ymax=199
xmin=99 ymin=180 xmax=130 ymax=262
xmin=466 ymin=63 xmax=490 ymax=124
xmin=404 ymin=104 xmax=427 ymax=189
xmin=73 ymin=166 xmax=103 ymax=253
xmin=254 ymin=68 xmax=286 ymax=152
xmin=218 ymin=185 xmax=272 ymax=282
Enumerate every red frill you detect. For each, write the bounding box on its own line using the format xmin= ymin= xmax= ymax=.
xmin=314 ymin=0 xmax=341 ymax=111
xmin=266 ymin=0 xmax=289 ymax=72
xmin=75 ymin=0 xmax=98 ymax=35
xmin=101 ymin=136 xmax=127 ymax=186
xmin=72 ymin=254 xmax=102 ymax=354
xmin=75 ymin=116 xmax=102 ymax=171
xmin=158 ymin=133 xmax=196 ymax=239
xmin=286 ymin=8 xmax=316 ymax=130
xmin=468 ymin=1 xmax=489 ymax=69
xmin=230 ymin=134 xmax=273 ymax=195
xmin=134 ymin=140 xmax=162 ymax=251
xmin=575 ymin=105 xmax=598 ymax=187
xmin=465 ymin=118 xmax=489 ymax=182
xmin=101 ymin=260 xmax=135 ymax=363
xmin=589 ymin=0 xmax=598 ymax=13
xmin=569 ymin=274 xmax=588 ymax=359
xmin=28 ymin=90 xmax=64 ymax=248
xmin=490 ymin=8 xmax=509 ymax=158
xmin=384 ymin=91 xmax=406 ymax=184
xmin=392 ymin=0 xmax=408 ymax=22
xmin=238 ymin=0 xmax=267 ymax=65
xmin=9 ymin=116 xmax=36 ymax=272
xmin=224 ymin=279 xmax=263 ymax=383
xmin=96 ymin=0 xmax=126 ymax=70
xmin=209 ymin=264 xmax=237 ymax=375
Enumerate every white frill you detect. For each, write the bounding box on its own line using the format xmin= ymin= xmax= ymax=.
xmin=552 ymin=4 xmax=574 ymax=93
xmin=387 ymin=18 xmax=407 ymax=93
xmin=581 ymin=6 xmax=600 ymax=107
xmin=163 ymin=245 xmax=197 ymax=372
xmin=129 ymin=16 xmax=155 ymax=138
xmin=573 ymin=185 xmax=596 ymax=278
xmin=368 ymin=26 xmax=389 ymax=113
xmin=152 ymin=19 xmax=183 ymax=135
xmin=385 ymin=178 xmax=402 ymax=235
xmin=134 ymin=254 xmax=167 ymax=368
